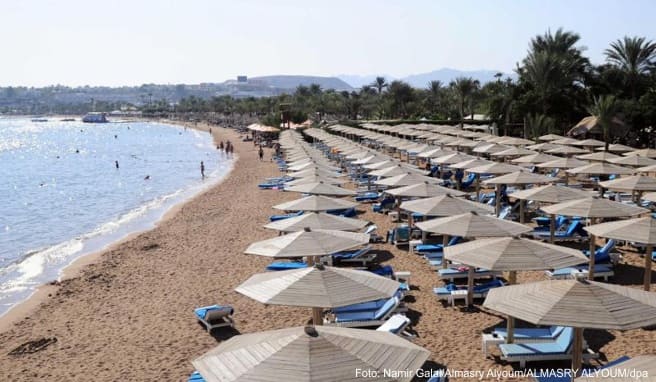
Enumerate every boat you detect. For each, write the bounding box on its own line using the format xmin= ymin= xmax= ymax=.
xmin=82 ymin=112 xmax=108 ymax=123
xmin=60 ymin=118 xmax=76 ymax=122
xmin=31 ymin=118 xmax=48 ymax=122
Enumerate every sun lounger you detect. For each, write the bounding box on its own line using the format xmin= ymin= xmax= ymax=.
xmin=437 ymin=267 xmax=501 ymax=282
xmin=355 ymin=192 xmax=381 ymax=202
xmin=482 ymin=326 xmax=566 ymax=357
xmin=266 ymin=261 xmax=308 ymax=271
xmin=373 ymin=197 xmax=395 ymax=213
xmin=194 ymin=305 xmax=234 ymax=332
xmin=545 ymin=264 xmax=614 ymax=281
xmin=269 ymin=210 xmax=303 ymax=222
xmin=531 ymin=356 xmax=631 ymax=382
xmin=461 ymin=173 xmax=476 ymax=188
xmin=498 ymin=327 xmax=596 ymax=368
xmin=433 ymin=280 xmax=504 ymax=306
xmin=532 ymin=220 xmax=587 ymax=241
xmin=326 ymin=297 xmax=400 ymax=328
xmin=376 ymin=314 xmax=412 ymax=337
xmin=332 ymin=290 xmax=406 ymax=314
xmin=414 ymin=236 xmax=462 ymax=254
xmin=330 ymin=245 xmax=376 ymax=266
xmin=188 ymin=371 xmax=206 ymax=381
xmin=581 ymin=239 xmax=618 ymax=265
xmin=388 ymin=225 xmax=411 ymax=245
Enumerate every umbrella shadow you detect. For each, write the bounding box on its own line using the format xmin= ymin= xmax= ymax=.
xmin=204 ymin=326 xmax=241 ymax=342
xmin=612 ymin=263 xmax=654 ymax=286
xmin=415 ymin=360 xmax=448 ymax=382
xmin=583 ymin=329 xmax=615 ymax=356
xmin=370 ymin=249 xmax=395 ymax=263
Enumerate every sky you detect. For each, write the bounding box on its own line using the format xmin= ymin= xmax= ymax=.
xmin=1 ymin=0 xmax=655 ymax=87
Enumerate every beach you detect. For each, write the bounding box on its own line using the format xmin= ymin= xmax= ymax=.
xmin=1 ymin=122 xmax=655 ymax=382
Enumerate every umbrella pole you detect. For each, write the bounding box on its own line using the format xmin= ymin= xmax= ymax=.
xmin=441 ymin=235 xmax=449 ymax=269
xmin=644 ymin=244 xmax=653 ymax=291
xmin=505 ymin=271 xmax=517 ymax=344
xmin=466 ymin=267 xmax=475 ymax=307
xmin=475 ymin=175 xmax=480 ymax=202
xmin=572 ymin=327 xmax=584 ymax=378
xmin=495 ymin=184 xmax=501 ymax=217
xmin=549 ymin=214 xmax=556 ymax=244
xmin=588 ymin=220 xmax=596 ymax=280
xmin=312 ymin=307 xmax=323 ymax=326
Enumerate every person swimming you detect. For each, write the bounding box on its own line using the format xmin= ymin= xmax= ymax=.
xmin=115 ymin=161 xmax=119 ymax=169
xmin=144 ymin=175 xmax=150 ymax=180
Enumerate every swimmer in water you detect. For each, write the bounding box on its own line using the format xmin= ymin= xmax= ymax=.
xmin=144 ymin=175 xmax=150 ymax=180
xmin=115 ymin=160 xmax=119 ymax=169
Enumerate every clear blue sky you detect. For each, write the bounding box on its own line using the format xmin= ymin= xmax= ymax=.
xmin=2 ymin=0 xmax=655 ymax=87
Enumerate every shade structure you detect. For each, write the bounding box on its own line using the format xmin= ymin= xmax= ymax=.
xmin=585 ymin=216 xmax=656 ymax=291
xmin=599 ymin=175 xmax=656 ymax=192
xmin=491 ymin=147 xmax=537 ymax=157
xmin=450 ymin=158 xmax=493 ymax=169
xmin=575 ymin=355 xmax=656 ymax=382
xmin=288 ymin=161 xmax=341 ymax=172
xmin=483 ymin=171 xmax=555 ymax=185
xmin=645 ymin=192 xmax=656 ymax=202
xmin=287 ymin=168 xmax=343 ymax=179
xmin=551 ymin=137 xmax=581 ymax=145
xmin=538 ymin=134 xmax=564 ymax=141
xmin=526 ymin=142 xmax=561 ymax=151
xmin=510 ymin=153 xmax=559 ymax=164
xmin=235 ymin=264 xmax=400 ymax=308
xmin=624 ymin=148 xmax=656 ymax=158
xmin=541 ymin=197 xmax=648 ymax=218
xmin=247 ymin=123 xmax=280 ymax=133
xmin=576 ymin=151 xmax=620 ymax=162
xmin=484 ymin=279 xmax=656 ymax=330
xmin=192 ymin=325 xmax=430 ymax=382
xmin=244 ymin=228 xmax=370 ymax=258
xmin=572 ymin=138 xmax=606 ymax=147
xmin=417 ymin=148 xmax=453 ymax=158
xmin=566 ymin=162 xmax=635 ymax=175
xmin=384 ymin=181 xmax=466 ymax=198
xmin=608 ymin=155 xmax=656 ymax=167
xmin=431 ymin=152 xmax=474 ymax=165
xmin=401 ymin=195 xmax=494 ymax=216
xmin=637 ymin=164 xmax=656 ymax=173
xmin=466 ymin=162 xmax=524 ymax=174
xmin=264 ymin=212 xmax=368 ymax=232
xmin=508 ymin=184 xmax=592 ymax=203
xmin=285 ymin=182 xmax=356 ymax=196
xmin=444 ymin=237 xmax=588 ymax=270
xmin=352 ymin=155 xmax=390 ymax=165
xmin=361 ymin=159 xmax=394 ymax=170
xmin=273 ymin=195 xmax=358 ymax=212
xmin=368 ymin=164 xmax=427 ymax=178
xmin=545 ymin=145 xmax=589 ymax=155
xmin=285 ymin=176 xmax=346 ymax=186
xmin=473 ymin=143 xmax=510 ymax=154
xmin=415 ymin=212 xmax=531 ymax=237
xmin=483 ymin=279 xmax=656 ymax=377
xmin=374 ymin=172 xmax=442 ymax=187
xmin=537 ymin=157 xmax=588 ymax=169
xmin=594 ymin=143 xmax=635 ymax=153
xmin=498 ymin=137 xmax=534 ymax=145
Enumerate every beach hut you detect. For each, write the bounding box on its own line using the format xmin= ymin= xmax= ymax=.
xmin=273 ymin=195 xmax=358 ymax=212
xmin=483 ymin=172 xmax=556 ymax=219
xmin=264 ymin=212 xmax=368 ymax=233
xmin=483 ymin=279 xmax=656 ymax=378
xmin=235 ymin=264 xmax=400 ymax=325
xmin=285 ymin=182 xmax=356 ymax=196
xmin=541 ymin=198 xmax=648 ymax=279
xmin=192 ymin=325 xmax=430 ymax=382
xmin=244 ymin=228 xmax=370 ymax=259
xmin=585 ymin=217 xmax=656 ymax=291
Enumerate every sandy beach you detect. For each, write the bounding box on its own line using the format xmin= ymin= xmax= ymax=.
xmin=1 ymin=122 xmax=655 ymax=382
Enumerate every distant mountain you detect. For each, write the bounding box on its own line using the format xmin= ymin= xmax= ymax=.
xmin=249 ymin=75 xmax=353 ymax=91
xmin=338 ymin=68 xmax=516 ymax=89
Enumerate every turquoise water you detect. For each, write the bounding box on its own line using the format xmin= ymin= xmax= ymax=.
xmin=0 ymin=118 xmax=233 ymax=316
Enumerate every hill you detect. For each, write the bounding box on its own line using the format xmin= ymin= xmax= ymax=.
xmin=338 ymin=68 xmax=516 ymax=89
xmin=250 ymin=75 xmax=353 ymax=91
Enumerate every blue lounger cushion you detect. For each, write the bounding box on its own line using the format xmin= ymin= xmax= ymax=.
xmin=493 ymin=326 xmax=564 ymax=340
xmin=333 ymin=246 xmax=371 ymax=260
xmin=266 ymin=261 xmax=308 ymax=271
xmin=532 ymin=355 xmax=632 ymax=382
xmin=499 ymin=327 xmax=573 ymax=357
xmin=194 ymin=305 xmax=234 ymax=320
xmin=550 ymin=265 xmax=613 ymax=278
xmin=334 ymin=297 xmax=398 ymax=322
xmin=433 ymin=280 xmax=503 ymax=296
xmin=369 ymin=265 xmax=394 ymax=277
xmin=333 ymin=290 xmax=404 ymax=313
xmin=188 ymin=371 xmax=206 ymax=381
xmin=438 ymin=268 xmax=490 ymax=277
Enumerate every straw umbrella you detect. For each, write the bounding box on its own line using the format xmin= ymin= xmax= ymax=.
xmin=585 ymin=217 xmax=656 ymax=291
xmin=401 ymin=195 xmax=494 ymax=217
xmin=572 ymin=138 xmax=606 ymax=148
xmin=537 ymin=157 xmax=589 ymax=184
xmin=491 ymin=147 xmax=537 ymax=159
xmin=498 ymin=137 xmax=534 ymax=146
xmin=288 ymin=161 xmax=341 ymax=172
xmin=287 ymin=167 xmax=344 ymax=179
xmin=608 ymin=155 xmax=656 ymax=167
xmin=594 ymin=143 xmax=635 ymax=153
xmin=450 ymin=158 xmax=493 ymax=169
xmin=538 ymin=134 xmax=565 ymax=141
xmin=551 ymin=137 xmax=581 ymax=145
xmin=416 ymin=211 xmax=531 ymax=285
xmin=526 ymin=142 xmax=561 ymax=152
xmin=576 ymin=355 xmax=655 ymax=381
xmin=567 ymin=163 xmax=635 ymax=196
xmin=264 ymin=212 xmax=368 ymax=233
xmin=624 ymin=148 xmax=656 ymax=158
xmin=599 ymin=175 xmax=656 ymax=203
xmin=273 ymin=195 xmax=358 ymax=212
xmin=541 ymin=198 xmax=648 ymax=279
xmin=484 ymin=279 xmax=656 ymax=378
xmin=285 ymin=182 xmax=356 ymax=196
xmin=510 ymin=153 xmax=559 ymax=165
xmin=545 ymin=145 xmax=589 ymax=156
xmin=466 ymin=162 xmax=524 ymax=202
xmin=576 ymin=151 xmax=620 ymax=162
xmin=368 ymin=164 xmax=428 ymax=178
xmin=236 ymin=264 xmax=400 ymax=325
xmin=192 ymin=325 xmax=431 ymax=382
xmin=445 ymin=237 xmax=588 ymax=339
xmin=473 ymin=143 xmax=510 ymax=155
xmin=385 ymin=181 xmax=466 ymax=198
xmin=482 ymin=171 xmax=556 ymax=219
xmin=284 ymin=176 xmax=347 ymax=186
xmin=374 ymin=172 xmax=443 ymax=187
xmin=508 ymin=185 xmax=593 ymax=243
xmin=244 ymin=228 xmax=370 ymax=259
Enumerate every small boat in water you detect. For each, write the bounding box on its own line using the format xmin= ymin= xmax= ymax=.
xmin=82 ymin=112 xmax=108 ymax=123
xmin=60 ymin=118 xmax=76 ymax=122
xmin=31 ymin=118 xmax=48 ymax=122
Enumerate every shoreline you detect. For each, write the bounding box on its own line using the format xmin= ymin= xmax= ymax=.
xmin=0 ymin=120 xmax=232 ymax=331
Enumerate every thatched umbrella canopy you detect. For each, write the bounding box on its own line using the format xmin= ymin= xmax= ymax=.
xmin=401 ymin=195 xmax=494 ymax=217
xmin=285 ymin=176 xmax=347 ymax=186
xmin=498 ymin=137 xmax=534 ymax=146
xmin=352 ymin=155 xmax=391 ymax=165
xmin=431 ymin=152 xmax=475 ymax=165
xmin=585 ymin=216 xmax=656 ymax=291
xmin=526 ymin=142 xmax=561 ymax=152
xmin=374 ymin=172 xmax=442 ymax=187
xmin=244 ymin=228 xmax=370 ymax=258
xmin=566 ymin=162 xmax=635 ymax=176
xmin=545 ymin=145 xmax=589 ymax=155
xmin=552 ymin=137 xmax=581 ymax=145
xmin=537 ymin=157 xmax=588 ymax=169
xmin=236 ymin=264 xmax=400 ymax=324
xmin=599 ymin=175 xmax=656 ymax=192
xmin=285 ymin=182 xmax=356 ymax=196
xmin=490 ymin=147 xmax=537 ymax=158
xmin=247 ymin=123 xmax=280 ymax=133
xmin=508 ymin=184 xmax=592 ymax=203
xmin=542 ymin=198 xmax=649 ymax=279
xmin=511 ymin=153 xmax=559 ymax=164
xmin=637 ymin=164 xmax=656 ymax=173
xmin=608 ymin=155 xmax=656 ymax=167
xmin=483 ymin=172 xmax=556 ymax=218
xmin=287 ymin=168 xmax=343 ymax=179
xmin=575 ymin=355 xmax=656 ymax=381
xmin=594 ymin=143 xmax=635 ymax=153
xmin=362 ymin=159 xmax=394 ymax=170
xmin=288 ymin=161 xmax=341 ymax=172
xmin=192 ymin=325 xmax=431 ymax=382
xmin=273 ymin=195 xmax=358 ymax=212
xmin=484 ymin=279 xmax=656 ymax=377
xmin=576 ymin=151 xmax=620 ymax=162
xmin=264 ymin=212 xmax=368 ymax=232
xmin=450 ymin=158 xmax=493 ymax=169
xmin=624 ymin=148 xmax=656 ymax=158
xmin=385 ymin=181 xmax=466 ymax=198
xmin=466 ymin=162 xmax=525 ymax=201
xmin=368 ymin=164 xmax=428 ymax=178
xmin=416 ymin=212 xmax=531 ymax=237
xmin=572 ymin=138 xmax=606 ymax=147
xmin=567 ymin=116 xmax=625 ymax=137
xmin=417 ymin=148 xmax=453 ymax=159
xmin=538 ymin=134 xmax=565 ymax=141
xmin=473 ymin=143 xmax=510 ymax=154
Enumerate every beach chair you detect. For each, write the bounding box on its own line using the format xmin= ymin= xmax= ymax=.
xmin=531 ymin=356 xmax=631 ymax=382
xmin=331 ymin=290 xmax=407 ymax=314
xmin=193 ymin=305 xmax=234 ymax=332
xmin=437 ymin=267 xmax=501 ymax=282
xmin=265 ymin=260 xmax=308 ymax=271
xmin=461 ymin=173 xmax=476 ymax=188
xmin=188 ymin=371 xmax=206 ymax=381
xmin=531 ymin=220 xmax=587 ymax=241
xmin=355 ymin=191 xmax=381 ymax=202
xmin=414 ymin=236 xmax=462 ymax=255
xmin=268 ymin=210 xmax=303 ymax=222
xmin=330 ymin=246 xmax=376 ymax=266
xmin=372 ymin=196 xmax=395 ymax=213
xmin=376 ymin=314 xmax=412 ymax=337
xmin=326 ymin=297 xmax=400 ymax=328
xmin=433 ymin=279 xmax=504 ymax=302
xmin=482 ymin=326 xmax=566 ymax=357
xmin=389 ymin=224 xmax=411 ymax=245
xmin=365 ymin=224 xmax=385 ymax=243
xmin=581 ymin=239 xmax=618 ymax=265
xmin=545 ymin=264 xmax=614 ymax=281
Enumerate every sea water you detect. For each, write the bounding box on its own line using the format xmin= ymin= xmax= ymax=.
xmin=0 ymin=117 xmax=233 ymax=316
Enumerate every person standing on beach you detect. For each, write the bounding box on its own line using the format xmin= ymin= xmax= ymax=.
xmin=258 ymin=145 xmax=264 ymax=161
xmin=219 ymin=141 xmax=224 ymax=151
xmin=200 ymin=161 xmax=205 ymax=179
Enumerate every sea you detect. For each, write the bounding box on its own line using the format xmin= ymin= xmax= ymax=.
xmin=0 ymin=117 xmax=233 ymax=316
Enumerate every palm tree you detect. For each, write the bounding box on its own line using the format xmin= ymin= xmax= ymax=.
xmin=427 ymin=80 xmax=442 ymax=116
xmin=450 ymin=77 xmax=480 ymax=128
xmin=604 ymin=36 xmax=656 ymax=99
xmin=372 ymin=76 xmax=388 ymax=94
xmin=587 ymin=95 xmax=618 ymax=152
xmin=525 ymin=113 xmax=554 ymax=142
